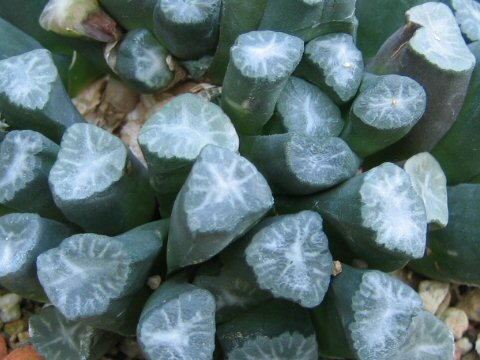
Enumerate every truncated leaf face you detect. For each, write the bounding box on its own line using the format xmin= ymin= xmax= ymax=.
xmin=404 ymin=152 xmax=448 ymax=228
xmin=159 ymin=0 xmax=220 ymax=23
xmin=350 ymin=271 xmax=424 ymax=360
xmin=246 ymin=211 xmax=332 ymax=308
xmin=0 ymin=49 xmax=57 ymax=110
xmin=138 ymin=289 xmax=215 ymax=360
xmin=228 ymin=332 xmax=318 ymax=360
xmin=276 ymin=77 xmax=344 ymax=138
xmin=29 ymin=306 xmax=97 ymax=360
xmin=286 ymin=135 xmax=359 ymax=189
xmin=407 ymin=2 xmax=475 ymax=72
xmin=37 ymin=234 xmax=131 ymax=320
xmin=304 ymin=33 xmax=363 ymax=101
xmin=353 ymin=75 xmax=426 ymax=130
xmin=452 ymin=0 xmax=480 ymax=42
xmin=139 ymin=94 xmax=239 ymax=161
xmin=0 ymin=214 xmax=40 ymax=275
xmin=392 ymin=310 xmax=455 ymax=360
xmin=360 ymin=163 xmax=427 ymax=258
xmin=231 ymin=31 xmax=304 ymax=80
xmin=49 ymin=124 xmax=127 ymax=201
xmin=0 ymin=131 xmax=43 ymax=202
xmin=184 ymin=145 xmax=273 ymax=233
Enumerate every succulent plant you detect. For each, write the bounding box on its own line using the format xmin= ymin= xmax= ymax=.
xmin=3 ymin=0 xmax=480 ymax=359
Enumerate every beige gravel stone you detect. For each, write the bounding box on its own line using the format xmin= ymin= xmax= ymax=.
xmin=457 ymin=337 xmax=473 ymax=355
xmin=0 ymin=294 xmax=22 ymax=323
xmin=440 ymin=307 xmax=469 ymax=339
xmin=458 ymin=289 xmax=480 ymax=322
xmin=418 ymin=280 xmax=450 ymax=313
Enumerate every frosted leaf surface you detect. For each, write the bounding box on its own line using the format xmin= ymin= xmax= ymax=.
xmin=360 ymin=163 xmax=427 ymax=258
xmin=39 ymin=0 xmax=98 ymax=36
xmin=392 ymin=310 xmax=455 ymax=360
xmin=138 ymin=289 xmax=215 ymax=360
xmin=49 ymin=123 xmax=127 ymax=201
xmin=287 ymin=135 xmax=359 ymax=189
xmin=0 ymin=131 xmax=43 ymax=202
xmin=0 ymin=214 xmax=40 ymax=275
xmin=407 ymin=2 xmax=475 ymax=72
xmin=0 ymin=49 xmax=57 ymax=110
xmin=185 ymin=145 xmax=273 ymax=233
xmin=29 ymin=306 xmax=97 ymax=360
xmin=139 ymin=94 xmax=239 ymax=160
xmin=305 ymin=33 xmax=363 ymax=101
xmin=350 ymin=271 xmax=424 ymax=360
xmin=159 ymin=0 xmax=220 ymax=23
xmin=246 ymin=211 xmax=332 ymax=307
xmin=453 ymin=0 xmax=480 ymax=41
xmin=353 ymin=75 xmax=426 ymax=129
xmin=276 ymin=77 xmax=344 ymax=137
xmin=404 ymin=153 xmax=448 ymax=228
xmin=231 ymin=31 xmax=304 ymax=81
xmin=37 ymin=234 xmax=130 ymax=319
xmin=229 ymin=332 xmax=318 ymax=360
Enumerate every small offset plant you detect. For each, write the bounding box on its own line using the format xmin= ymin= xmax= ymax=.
xmin=2 ymin=0 xmax=480 ymax=359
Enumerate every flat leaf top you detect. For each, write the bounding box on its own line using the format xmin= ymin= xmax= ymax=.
xmin=360 ymin=163 xmax=427 ymax=258
xmin=138 ymin=289 xmax=215 ymax=360
xmin=184 ymin=145 xmax=273 ymax=233
xmin=453 ymin=0 xmax=480 ymax=42
xmin=49 ymin=124 xmax=127 ymax=201
xmin=228 ymin=332 xmax=318 ymax=360
xmin=0 ymin=131 xmax=44 ymax=202
xmin=350 ymin=271 xmax=424 ymax=360
xmin=39 ymin=0 xmax=99 ymax=36
xmin=286 ymin=135 xmax=359 ymax=189
xmin=404 ymin=152 xmax=448 ymax=228
xmin=0 ymin=213 xmax=40 ymax=275
xmin=29 ymin=306 xmax=97 ymax=360
xmin=0 ymin=49 xmax=57 ymax=110
xmin=139 ymin=94 xmax=239 ymax=161
xmin=158 ymin=0 xmax=220 ymax=24
xmin=119 ymin=29 xmax=173 ymax=89
xmin=407 ymin=2 xmax=475 ymax=72
xmin=275 ymin=77 xmax=344 ymax=138
xmin=231 ymin=31 xmax=304 ymax=81
xmin=392 ymin=310 xmax=455 ymax=360
xmin=37 ymin=234 xmax=131 ymax=320
xmin=246 ymin=211 xmax=332 ymax=308
xmin=304 ymin=33 xmax=363 ymax=101
xmin=352 ymin=75 xmax=426 ymax=129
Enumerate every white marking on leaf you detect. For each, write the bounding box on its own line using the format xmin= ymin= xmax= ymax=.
xmin=229 ymin=332 xmax=318 ymax=360
xmin=407 ymin=2 xmax=475 ymax=71
xmin=360 ymin=163 xmax=427 ymax=258
xmin=0 ymin=49 xmax=57 ymax=110
xmin=139 ymin=94 xmax=239 ymax=160
xmin=305 ymin=33 xmax=363 ymax=101
xmin=37 ymin=235 xmax=130 ymax=319
xmin=159 ymin=0 xmax=219 ymax=23
xmin=231 ymin=31 xmax=304 ymax=80
xmin=246 ymin=211 xmax=332 ymax=308
xmin=0 ymin=131 xmax=43 ymax=201
xmin=350 ymin=271 xmax=424 ymax=360
xmin=49 ymin=124 xmax=127 ymax=201
xmin=453 ymin=0 xmax=480 ymax=41
xmin=353 ymin=75 xmax=426 ymax=129
xmin=185 ymin=145 xmax=273 ymax=233
xmin=139 ymin=290 xmax=215 ymax=360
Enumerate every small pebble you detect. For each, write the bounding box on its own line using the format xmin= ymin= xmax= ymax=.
xmin=418 ymin=280 xmax=450 ymax=314
xmin=440 ymin=307 xmax=469 ymax=339
xmin=4 ymin=319 xmax=27 ymax=338
xmin=0 ymin=294 xmax=22 ymax=323
xmin=147 ymin=275 xmax=162 ymax=290
xmin=463 ymin=353 xmax=480 ymax=360
xmin=458 ymin=289 xmax=480 ymax=322
xmin=457 ymin=337 xmax=473 ymax=355
xmin=17 ymin=331 xmax=30 ymax=345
